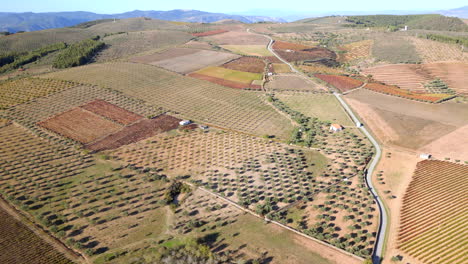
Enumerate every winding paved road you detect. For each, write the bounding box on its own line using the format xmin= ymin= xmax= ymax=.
xmin=258 ymin=30 xmax=387 ymax=264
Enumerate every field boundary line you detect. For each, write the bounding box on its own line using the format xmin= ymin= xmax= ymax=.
xmin=0 ymin=195 xmax=88 ymax=263
xmin=186 ymin=182 xmax=365 ymax=262
xmin=251 ymin=28 xmax=387 ymax=263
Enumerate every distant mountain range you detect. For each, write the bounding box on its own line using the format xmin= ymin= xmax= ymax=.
xmin=0 ymin=9 xmax=286 ymax=33
xmin=233 ymin=6 xmax=468 ymax=22
xmin=1 ymin=6 xmax=466 ymax=33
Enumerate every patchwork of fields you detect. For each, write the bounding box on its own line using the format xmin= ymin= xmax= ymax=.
xmin=0 ymin=13 xmax=467 ymax=264
xmin=40 ymin=62 xmax=294 ymax=139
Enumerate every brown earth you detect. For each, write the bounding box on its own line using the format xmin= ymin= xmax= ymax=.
xmin=372 ymin=148 xmax=419 ymax=264
xmin=344 ymin=96 xmax=458 ymax=151
xmin=418 ymin=124 xmax=468 ymax=162
xmin=38 ymin=107 xmax=122 ymax=144
xmin=222 ymin=57 xmax=266 ymax=73
xmin=81 ymin=99 xmax=143 ymax=125
xmin=86 ymin=114 xmax=181 ymax=152
xmin=265 ymin=74 xmax=324 ymax=91
xmin=188 ymin=72 xmax=261 ymax=90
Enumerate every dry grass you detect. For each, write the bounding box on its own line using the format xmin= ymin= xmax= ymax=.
xmin=410 ymin=37 xmax=468 ymax=63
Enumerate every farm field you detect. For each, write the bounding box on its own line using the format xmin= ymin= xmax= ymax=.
xmin=314 ymin=74 xmax=363 ymax=92
xmin=220 ymin=45 xmax=273 ymax=56
xmin=38 ymin=107 xmax=123 ymax=144
xmin=0 ymin=78 xmax=79 ymax=109
xmin=265 ymin=74 xmax=324 ymax=92
xmin=0 ymin=205 xmax=75 ymax=264
xmin=344 ymin=89 xmax=468 ymax=150
xmin=81 ymin=99 xmax=143 ymax=125
xmin=362 ymin=62 xmax=468 ymax=94
xmin=299 ymin=64 xmax=345 ymax=75
xmin=338 ymin=40 xmax=373 ymax=62
xmin=191 ymin=66 xmax=262 ymax=84
xmin=221 ymin=56 xmax=266 ymax=73
xmin=203 ymin=30 xmax=269 ymax=45
xmin=364 ymin=83 xmax=454 ymax=103
xmin=275 ymin=48 xmax=336 ymax=63
xmin=192 ymin=29 xmax=228 ymax=37
xmin=40 ymin=62 xmax=295 ymax=139
xmin=132 ymin=49 xmax=240 ymax=74
xmin=87 ymin=114 xmax=181 ymax=151
xmin=418 ymin=125 xmax=468 ymax=162
xmin=94 ymin=30 xmax=192 ymax=62
xmin=409 ymin=37 xmax=468 ymax=63
xmin=187 ymin=73 xmax=261 ymax=89
xmin=1 ymin=12 xmax=468 ymax=264
xmin=276 ymin=92 xmax=354 ymax=126
xmin=272 ymin=63 xmax=291 ymax=73
xmin=397 ymin=160 xmax=468 ymax=264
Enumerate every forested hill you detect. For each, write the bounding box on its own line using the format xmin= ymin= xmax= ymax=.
xmin=344 ymin=14 xmax=468 ymax=31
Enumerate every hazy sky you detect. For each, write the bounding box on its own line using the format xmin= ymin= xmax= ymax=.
xmin=2 ymin=0 xmax=466 ymax=13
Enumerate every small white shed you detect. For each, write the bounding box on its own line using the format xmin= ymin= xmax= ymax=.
xmin=179 ymin=120 xmax=192 ymax=126
xmin=420 ymin=153 xmax=431 ymax=159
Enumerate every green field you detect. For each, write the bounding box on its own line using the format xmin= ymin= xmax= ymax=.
xmin=221 ymin=45 xmax=273 ymax=56
xmin=194 ymin=66 xmax=263 ymax=84
xmin=276 ymin=92 xmax=354 ymax=126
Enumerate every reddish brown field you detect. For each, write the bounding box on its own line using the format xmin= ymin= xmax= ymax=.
xmin=192 ymin=29 xmax=228 ymax=37
xmin=263 ymin=56 xmax=283 ymax=63
xmin=315 ymin=74 xmax=363 ymax=92
xmin=364 ymin=83 xmax=453 ymax=103
xmin=221 ymin=57 xmax=266 ymax=73
xmin=187 ymin=72 xmax=262 ymax=90
xmin=276 ymin=48 xmax=336 ymax=62
xmin=87 ymin=114 xmax=181 ymax=151
xmin=81 ymin=99 xmax=143 ymax=125
xmin=38 ymin=108 xmax=122 ymax=144
xmin=272 ymin=40 xmax=313 ymax=51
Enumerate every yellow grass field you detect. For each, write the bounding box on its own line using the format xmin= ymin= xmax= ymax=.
xmin=194 ymin=66 xmax=263 ymax=84
xmin=221 ymin=45 xmax=273 ymax=56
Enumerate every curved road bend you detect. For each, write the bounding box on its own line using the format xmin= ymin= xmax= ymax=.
xmin=256 ymin=30 xmax=387 ymax=263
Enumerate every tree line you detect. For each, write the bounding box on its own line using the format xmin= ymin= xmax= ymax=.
xmin=0 ymin=42 xmax=66 ymax=73
xmin=52 ymin=37 xmax=105 ymax=69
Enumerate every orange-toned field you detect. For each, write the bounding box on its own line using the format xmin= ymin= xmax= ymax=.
xmin=38 ymin=108 xmax=122 ymax=144
xmin=362 ymin=63 xmax=468 ymax=94
xmin=338 ymin=40 xmax=373 ymax=62
xmin=397 ymin=160 xmax=468 ymax=264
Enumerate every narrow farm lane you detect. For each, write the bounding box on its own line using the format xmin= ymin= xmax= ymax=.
xmin=254 ymin=29 xmax=387 ymax=264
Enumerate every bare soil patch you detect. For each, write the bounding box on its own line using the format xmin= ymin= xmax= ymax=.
xmin=345 ymin=89 xmax=468 ymax=127
xmin=150 ymin=50 xmax=240 ymax=74
xmin=87 ymin=114 xmax=181 ymax=151
xmin=418 ymin=124 xmax=468 ymax=162
xmin=81 ymin=99 xmax=143 ymax=125
xmin=222 ymin=57 xmax=266 ymax=73
xmin=38 ymin=107 xmax=122 ymax=144
xmin=266 ymin=75 xmax=324 ymax=91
